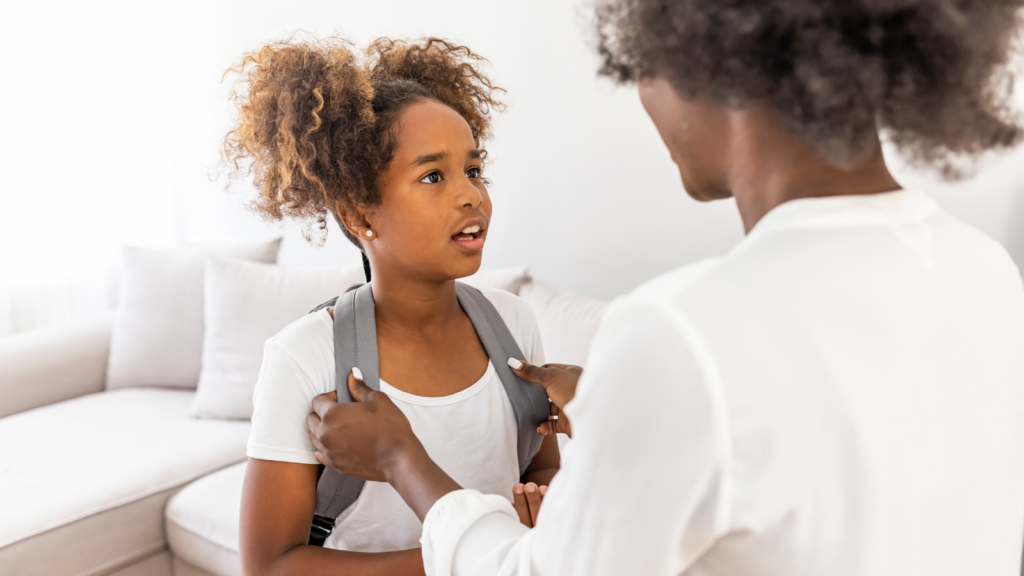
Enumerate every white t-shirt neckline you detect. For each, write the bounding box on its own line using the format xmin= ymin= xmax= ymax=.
xmin=381 ymin=362 xmax=496 ymax=407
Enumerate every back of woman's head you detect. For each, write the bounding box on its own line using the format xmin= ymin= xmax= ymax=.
xmin=595 ymin=0 xmax=1024 ymax=173
xmin=223 ymin=36 xmax=502 ymax=246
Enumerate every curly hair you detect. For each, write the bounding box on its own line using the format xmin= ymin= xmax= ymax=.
xmin=594 ymin=0 xmax=1024 ymax=174
xmin=223 ymin=36 xmax=503 ymax=246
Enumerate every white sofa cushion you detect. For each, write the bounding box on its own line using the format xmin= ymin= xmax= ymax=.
xmin=191 ymin=257 xmax=365 ymax=420
xmin=0 ymin=388 xmax=250 ymax=576
xmin=517 ymin=280 xmax=608 ymax=368
xmin=106 ymin=240 xmax=281 ymax=390
xmin=166 ymin=462 xmax=246 ymax=576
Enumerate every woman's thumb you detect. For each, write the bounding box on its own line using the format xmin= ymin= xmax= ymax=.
xmin=348 ymin=367 xmax=374 ymax=402
xmin=508 ymin=358 xmax=546 ymax=386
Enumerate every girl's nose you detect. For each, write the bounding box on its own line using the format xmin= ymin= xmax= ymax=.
xmin=456 ymin=180 xmax=483 ymax=208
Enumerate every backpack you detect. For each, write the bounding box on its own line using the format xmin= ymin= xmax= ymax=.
xmin=306 ymin=282 xmax=550 ymax=546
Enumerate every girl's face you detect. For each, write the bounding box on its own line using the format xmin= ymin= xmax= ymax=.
xmin=362 ymin=99 xmax=492 ymax=284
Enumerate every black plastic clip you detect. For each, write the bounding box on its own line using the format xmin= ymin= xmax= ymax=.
xmin=308 ymin=514 xmax=336 ymax=547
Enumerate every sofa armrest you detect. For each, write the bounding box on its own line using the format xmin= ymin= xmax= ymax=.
xmin=0 ymin=313 xmax=112 ymax=418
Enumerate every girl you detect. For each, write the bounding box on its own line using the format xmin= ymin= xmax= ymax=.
xmin=224 ymin=37 xmax=560 ymax=575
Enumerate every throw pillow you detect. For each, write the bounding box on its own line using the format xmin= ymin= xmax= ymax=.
xmin=192 ymin=256 xmax=364 ymax=420
xmin=517 ymin=280 xmax=608 ymax=368
xmin=105 ymin=239 xmax=281 ymax=390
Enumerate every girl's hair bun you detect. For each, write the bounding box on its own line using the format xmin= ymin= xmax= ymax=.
xmin=223 ymin=36 xmax=503 ymax=246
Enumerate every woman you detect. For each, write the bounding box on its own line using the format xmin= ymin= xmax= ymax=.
xmin=307 ymin=1 xmax=1024 ymax=574
xmin=226 ymin=37 xmax=559 ymax=576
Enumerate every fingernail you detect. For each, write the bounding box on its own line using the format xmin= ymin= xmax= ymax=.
xmin=507 ymin=358 xmax=523 ymax=370
xmin=539 ymin=486 xmax=548 ymax=496
xmin=352 ymin=367 xmax=364 ymax=381
xmin=525 ymin=482 xmax=537 ymax=493
xmin=513 ymin=483 xmax=524 ymax=494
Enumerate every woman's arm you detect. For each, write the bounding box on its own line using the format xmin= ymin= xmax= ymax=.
xmin=239 ymin=458 xmax=426 ymax=576
xmin=307 ymin=364 xmax=578 ymax=524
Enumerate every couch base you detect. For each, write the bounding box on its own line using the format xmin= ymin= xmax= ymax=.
xmin=1 ymin=488 xmax=176 ymax=576
xmin=173 ymin=557 xmax=219 ymax=576
xmin=107 ymin=550 xmax=173 ymax=576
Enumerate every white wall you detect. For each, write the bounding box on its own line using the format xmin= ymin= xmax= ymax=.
xmin=1 ymin=0 xmax=1022 ymax=304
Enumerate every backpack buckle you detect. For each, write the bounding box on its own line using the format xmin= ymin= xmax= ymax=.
xmin=308 ymin=514 xmax=336 ymax=547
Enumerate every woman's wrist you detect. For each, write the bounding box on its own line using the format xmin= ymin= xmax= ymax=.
xmin=385 ymin=442 xmax=462 ymax=522
xmin=382 ymin=436 xmax=430 ymax=485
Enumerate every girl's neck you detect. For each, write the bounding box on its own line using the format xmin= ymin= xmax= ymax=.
xmin=368 ymin=273 xmax=464 ymax=334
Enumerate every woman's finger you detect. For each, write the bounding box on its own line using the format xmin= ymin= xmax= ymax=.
xmin=347 ymin=368 xmax=375 ymax=402
xmin=525 ymin=482 xmax=543 ymax=526
xmin=306 ymin=411 xmax=322 ymax=436
xmin=311 ymin=391 xmax=338 ymax=418
xmin=313 ymin=450 xmax=326 ymax=466
xmin=507 ymin=358 xmax=549 ymax=385
xmin=307 ymin=428 xmax=325 ymax=453
xmin=512 ymin=484 xmax=532 ymax=527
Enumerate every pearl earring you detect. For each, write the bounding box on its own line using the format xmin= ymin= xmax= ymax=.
xmin=365 ymin=230 xmax=373 ymax=238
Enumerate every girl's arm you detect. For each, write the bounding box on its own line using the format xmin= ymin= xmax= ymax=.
xmin=239 ymin=458 xmax=425 ymax=576
xmin=520 ymin=431 xmax=560 ymax=487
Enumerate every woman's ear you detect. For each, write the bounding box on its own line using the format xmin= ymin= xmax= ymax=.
xmin=336 ymin=202 xmax=375 ymax=241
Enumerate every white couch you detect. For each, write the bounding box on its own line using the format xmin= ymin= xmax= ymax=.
xmin=0 ymin=278 xmax=607 ymax=576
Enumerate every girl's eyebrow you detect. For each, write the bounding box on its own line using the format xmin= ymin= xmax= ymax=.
xmin=413 ymin=151 xmax=448 ymax=167
xmin=411 ymin=149 xmax=481 ymax=167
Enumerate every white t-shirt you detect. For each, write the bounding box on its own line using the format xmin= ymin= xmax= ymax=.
xmin=247 ymin=285 xmax=545 ymax=552
xmin=421 ymin=189 xmax=1024 ymax=576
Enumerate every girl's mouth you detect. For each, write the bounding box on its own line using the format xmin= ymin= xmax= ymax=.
xmin=452 ymin=225 xmax=485 ymax=251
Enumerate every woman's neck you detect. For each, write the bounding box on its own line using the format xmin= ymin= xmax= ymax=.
xmin=726 ymin=107 xmax=901 ymax=233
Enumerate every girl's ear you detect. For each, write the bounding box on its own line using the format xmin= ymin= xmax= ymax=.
xmin=336 ymin=201 xmax=374 ymax=241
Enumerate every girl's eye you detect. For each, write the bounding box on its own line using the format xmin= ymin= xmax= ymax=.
xmin=467 ymin=167 xmax=481 ymax=179
xmin=420 ymin=171 xmax=442 ymax=184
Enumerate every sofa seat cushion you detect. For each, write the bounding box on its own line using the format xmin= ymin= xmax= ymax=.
xmin=166 ymin=461 xmax=246 ymax=576
xmin=0 ymin=388 xmax=250 ymax=576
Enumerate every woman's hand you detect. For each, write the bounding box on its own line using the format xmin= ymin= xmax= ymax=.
xmin=307 ymin=370 xmax=425 ymax=483
xmin=512 ymin=482 xmax=548 ymax=528
xmin=307 ymin=370 xmax=461 ymax=521
xmin=508 ymin=360 xmax=582 ymax=437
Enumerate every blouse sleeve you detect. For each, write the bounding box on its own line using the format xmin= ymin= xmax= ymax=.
xmin=420 ymin=296 xmax=732 ymax=576
xmin=246 ymin=338 xmax=324 ymax=465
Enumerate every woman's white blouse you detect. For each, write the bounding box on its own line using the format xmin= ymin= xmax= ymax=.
xmin=420 ymin=190 xmax=1024 ymax=576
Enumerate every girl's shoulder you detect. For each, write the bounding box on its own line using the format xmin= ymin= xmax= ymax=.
xmin=264 ymin=307 xmax=335 ymax=376
xmin=470 ymin=285 xmax=543 ymax=364
xmin=471 ymin=285 xmax=539 ymax=328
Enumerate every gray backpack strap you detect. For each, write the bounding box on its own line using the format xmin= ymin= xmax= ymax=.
xmin=455 ymin=282 xmax=550 ymax=476
xmin=308 ymin=284 xmax=380 ymax=546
